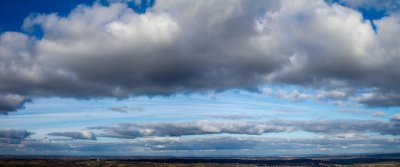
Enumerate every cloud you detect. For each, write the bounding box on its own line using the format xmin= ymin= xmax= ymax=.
xmin=255 ymin=1 xmax=400 ymax=107
xmin=48 ymin=131 xmax=97 ymax=140
xmin=1 ymin=0 xmax=400 ymax=111
xmin=316 ymin=89 xmax=348 ymax=100
xmin=262 ymin=88 xmax=350 ymax=105
xmin=88 ymin=121 xmax=293 ymax=138
xmin=274 ymin=90 xmax=312 ymax=101
xmin=355 ymin=92 xmax=400 ymax=107
xmin=88 ymin=118 xmax=400 ymax=139
xmin=373 ymin=111 xmax=386 ymax=117
xmin=390 ymin=114 xmax=400 ymax=122
xmin=0 ymin=129 xmax=33 ymax=139
xmin=202 ymin=114 xmax=256 ymax=120
xmin=140 ymin=136 xmax=400 ymax=153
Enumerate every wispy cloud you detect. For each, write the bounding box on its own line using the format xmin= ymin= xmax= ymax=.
xmin=107 ymin=106 xmax=144 ymax=113
xmin=48 ymin=131 xmax=97 ymax=140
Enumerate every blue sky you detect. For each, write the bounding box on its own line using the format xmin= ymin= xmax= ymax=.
xmin=0 ymin=0 xmax=400 ymax=156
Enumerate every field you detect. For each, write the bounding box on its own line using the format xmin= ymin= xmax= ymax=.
xmin=1 ymin=153 xmax=400 ymax=167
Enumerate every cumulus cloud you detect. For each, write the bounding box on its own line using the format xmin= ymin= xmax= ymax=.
xmin=48 ymin=131 xmax=97 ymax=140
xmin=88 ymin=118 xmax=400 ymax=139
xmin=1 ymin=0 xmax=400 ymax=111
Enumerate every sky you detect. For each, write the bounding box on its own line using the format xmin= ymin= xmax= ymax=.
xmin=0 ymin=0 xmax=400 ymax=156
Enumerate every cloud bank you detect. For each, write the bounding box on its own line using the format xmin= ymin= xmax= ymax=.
xmin=1 ymin=0 xmax=400 ymax=112
xmin=88 ymin=116 xmax=400 ymax=138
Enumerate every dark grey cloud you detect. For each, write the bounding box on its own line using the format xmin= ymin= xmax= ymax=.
xmin=356 ymin=92 xmax=400 ymax=107
xmin=0 ymin=94 xmax=29 ymax=113
xmin=0 ymin=129 xmax=33 ymax=139
xmin=48 ymin=131 xmax=96 ymax=140
xmin=1 ymin=0 xmax=400 ymax=111
xmin=88 ymin=116 xmax=400 ymax=139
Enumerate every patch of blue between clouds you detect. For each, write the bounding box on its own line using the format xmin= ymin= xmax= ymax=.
xmin=325 ymin=0 xmax=393 ymax=32
xmin=355 ymin=7 xmax=387 ymax=32
xmin=0 ymin=0 xmax=96 ymax=33
xmin=0 ymin=0 xmax=156 ymax=38
xmin=126 ymin=0 xmax=155 ymax=14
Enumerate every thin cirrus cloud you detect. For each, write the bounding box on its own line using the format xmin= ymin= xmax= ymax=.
xmin=1 ymin=0 xmax=400 ymax=112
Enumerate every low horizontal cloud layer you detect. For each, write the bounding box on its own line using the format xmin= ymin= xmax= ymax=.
xmin=141 ymin=136 xmax=400 ymax=152
xmin=89 ymin=116 xmax=400 ymax=138
xmin=1 ymin=116 xmax=399 ymax=155
xmin=1 ymin=136 xmax=399 ymax=156
xmin=1 ymin=0 xmax=400 ymax=112
xmin=48 ymin=131 xmax=96 ymax=140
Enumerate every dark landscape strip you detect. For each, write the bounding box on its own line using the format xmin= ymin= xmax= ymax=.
xmin=2 ymin=158 xmax=399 ymax=165
xmin=113 ymin=158 xmax=400 ymax=165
